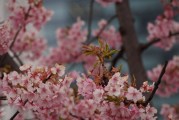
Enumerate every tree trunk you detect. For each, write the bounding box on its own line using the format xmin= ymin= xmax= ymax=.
xmin=115 ymin=0 xmax=147 ymax=88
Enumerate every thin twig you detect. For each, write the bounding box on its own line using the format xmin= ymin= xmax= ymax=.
xmin=42 ymin=74 xmax=52 ymax=83
xmin=10 ymin=6 xmax=31 ymax=50
xmin=141 ymin=32 xmax=179 ymax=51
xmin=85 ymin=14 xmax=117 ymax=44
xmin=87 ymin=0 xmax=95 ymax=41
xmin=10 ymin=100 xmax=28 ymax=120
xmin=9 ymin=26 xmax=22 ymax=49
xmin=140 ymin=39 xmax=160 ymax=51
xmin=70 ymin=113 xmax=85 ymax=120
xmin=144 ymin=61 xmax=168 ymax=106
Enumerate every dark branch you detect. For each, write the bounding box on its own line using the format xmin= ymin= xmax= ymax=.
xmin=43 ymin=74 xmax=52 ymax=83
xmin=140 ymin=39 xmax=160 ymax=51
xmin=109 ymin=46 xmax=124 ymax=70
xmin=141 ymin=31 xmax=179 ymax=51
xmin=70 ymin=113 xmax=85 ymax=120
xmin=10 ymin=100 xmax=28 ymax=120
xmin=0 ymin=96 xmax=7 ymax=100
xmin=9 ymin=26 xmax=22 ymax=50
xmin=10 ymin=111 xmax=20 ymax=120
xmin=144 ymin=61 xmax=168 ymax=106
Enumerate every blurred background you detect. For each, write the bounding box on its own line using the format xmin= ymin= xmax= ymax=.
xmin=1 ymin=0 xmax=179 ymax=119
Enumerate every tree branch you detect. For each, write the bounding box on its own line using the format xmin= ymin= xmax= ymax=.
xmin=10 ymin=6 xmax=31 ymax=50
xmin=0 ymin=96 xmax=7 ymax=100
xmin=141 ymin=32 xmax=179 ymax=51
xmin=144 ymin=61 xmax=168 ymax=106
xmin=109 ymin=46 xmax=124 ymax=70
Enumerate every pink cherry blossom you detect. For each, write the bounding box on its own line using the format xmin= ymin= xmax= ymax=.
xmin=0 ymin=63 xmax=157 ymax=119
xmin=160 ymin=104 xmax=179 ymax=120
xmin=50 ymin=63 xmax=65 ymax=76
xmin=42 ymin=18 xmax=87 ymax=66
xmin=139 ymin=104 xmax=157 ymax=120
xmin=93 ymin=19 xmax=122 ymax=49
xmin=8 ymin=0 xmax=53 ymax=30
xmin=105 ymin=72 xmax=128 ymax=96
xmin=140 ymin=81 xmax=154 ymax=93
xmin=126 ymin=87 xmax=144 ymax=103
xmin=12 ymin=30 xmax=47 ymax=60
xmin=0 ymin=21 xmax=12 ymax=55
xmin=76 ymin=75 xmax=97 ymax=99
xmin=93 ymin=88 xmax=104 ymax=103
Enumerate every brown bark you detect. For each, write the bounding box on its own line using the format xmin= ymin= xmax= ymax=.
xmin=115 ymin=0 xmax=147 ymax=88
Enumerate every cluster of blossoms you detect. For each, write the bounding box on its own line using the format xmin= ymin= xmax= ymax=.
xmin=93 ymin=19 xmax=122 ymax=49
xmin=12 ymin=30 xmax=47 ymax=60
xmin=0 ymin=64 xmax=157 ymax=120
xmin=160 ymin=104 xmax=179 ymax=120
xmin=43 ymin=18 xmax=123 ymax=74
xmin=95 ymin=0 xmax=123 ymax=7
xmin=0 ymin=22 xmax=12 ymax=55
xmin=42 ymin=18 xmax=88 ymax=65
xmin=148 ymin=56 xmax=179 ymax=97
xmin=0 ymin=0 xmax=53 ymax=59
xmin=147 ymin=1 xmax=179 ymax=50
xmin=8 ymin=0 xmax=53 ymax=30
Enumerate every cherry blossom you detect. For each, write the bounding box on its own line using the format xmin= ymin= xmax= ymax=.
xmin=0 ymin=64 xmax=157 ymax=119
xmin=140 ymin=81 xmax=154 ymax=93
xmin=1 ymin=0 xmax=175 ymax=119
xmin=12 ymin=30 xmax=47 ymax=60
xmin=126 ymin=87 xmax=144 ymax=103
xmin=160 ymin=104 xmax=179 ymax=120
xmin=0 ymin=22 xmax=12 ymax=55
xmin=93 ymin=19 xmax=122 ymax=49
xmin=105 ymin=72 xmax=128 ymax=96
xmin=8 ymin=0 xmax=53 ymax=30
xmin=42 ymin=18 xmax=87 ymax=66
xmin=3 ymin=0 xmax=52 ymax=61
xmin=76 ymin=74 xmax=97 ymax=99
